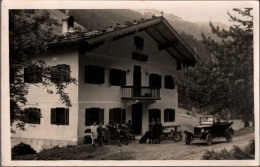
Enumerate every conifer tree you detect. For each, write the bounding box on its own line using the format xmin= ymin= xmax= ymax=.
xmin=177 ymin=8 xmax=254 ymax=127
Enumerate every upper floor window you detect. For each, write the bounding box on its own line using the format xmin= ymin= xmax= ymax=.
xmin=51 ymin=64 xmax=70 ymax=83
xmin=85 ymin=65 xmax=105 ymax=84
xmin=24 ymin=66 xmax=42 ymax=83
xmin=109 ymin=68 xmax=126 ymax=86
xmin=109 ymin=108 xmax=126 ymax=124
xmin=164 ymin=109 xmax=175 ymax=122
xmin=165 ymin=75 xmax=175 ymax=89
xmin=134 ymin=36 xmax=144 ymax=49
xmin=51 ymin=108 xmax=69 ymax=125
xmin=85 ymin=108 xmax=104 ymax=126
xmin=24 ymin=108 xmax=41 ymax=124
xmin=149 ymin=74 xmax=162 ymax=88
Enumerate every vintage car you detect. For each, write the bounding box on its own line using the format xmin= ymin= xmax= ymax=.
xmin=184 ymin=117 xmax=234 ymax=146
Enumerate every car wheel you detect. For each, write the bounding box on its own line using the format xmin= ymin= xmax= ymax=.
xmin=226 ymin=130 xmax=233 ymax=142
xmin=206 ymin=133 xmax=213 ymax=146
xmin=173 ymin=132 xmax=182 ymax=142
xmin=185 ymin=134 xmax=191 ymax=145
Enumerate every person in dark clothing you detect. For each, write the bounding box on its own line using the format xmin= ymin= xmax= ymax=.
xmin=114 ymin=122 xmax=122 ymax=147
xmin=153 ymin=118 xmax=163 ymax=144
xmin=149 ymin=118 xmax=155 ymax=143
xmin=97 ymin=122 xmax=103 ymax=146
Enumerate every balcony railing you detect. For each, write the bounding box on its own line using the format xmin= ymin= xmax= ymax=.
xmin=121 ymin=86 xmax=161 ymax=100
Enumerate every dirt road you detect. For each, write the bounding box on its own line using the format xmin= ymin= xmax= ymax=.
xmin=97 ymin=128 xmax=254 ymax=160
xmin=13 ymin=128 xmax=254 ymax=160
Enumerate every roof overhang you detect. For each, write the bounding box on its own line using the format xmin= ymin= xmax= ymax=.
xmin=50 ymin=16 xmax=198 ymax=65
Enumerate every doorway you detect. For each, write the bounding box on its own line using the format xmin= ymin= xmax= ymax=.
xmin=132 ymin=103 xmax=142 ymax=134
xmin=133 ymin=65 xmax=141 ymax=97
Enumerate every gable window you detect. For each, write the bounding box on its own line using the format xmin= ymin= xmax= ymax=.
xmin=85 ymin=108 xmax=104 ymax=126
xmin=24 ymin=108 xmax=41 ymax=124
xmin=164 ymin=109 xmax=175 ymax=122
xmin=51 ymin=64 xmax=70 ymax=83
xmin=51 ymin=108 xmax=69 ymax=125
xmin=24 ymin=66 xmax=42 ymax=83
xmin=134 ymin=36 xmax=144 ymax=49
xmin=85 ymin=65 xmax=105 ymax=84
xmin=109 ymin=68 xmax=126 ymax=86
xmin=149 ymin=109 xmax=161 ymax=122
xmin=165 ymin=75 xmax=175 ymax=89
xmin=149 ymin=74 xmax=162 ymax=88
xmin=109 ymin=108 xmax=126 ymax=123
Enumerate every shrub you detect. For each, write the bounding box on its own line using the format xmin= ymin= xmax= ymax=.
xmin=12 ymin=143 xmax=36 ymax=157
xmin=202 ymin=140 xmax=255 ymax=160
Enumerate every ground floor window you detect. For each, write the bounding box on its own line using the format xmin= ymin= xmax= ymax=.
xmin=149 ymin=109 xmax=161 ymax=122
xmin=109 ymin=108 xmax=126 ymax=124
xmin=85 ymin=108 xmax=104 ymax=126
xmin=164 ymin=109 xmax=175 ymax=122
xmin=24 ymin=108 xmax=41 ymax=124
xmin=51 ymin=108 xmax=69 ymax=125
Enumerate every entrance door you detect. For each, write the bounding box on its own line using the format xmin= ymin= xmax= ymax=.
xmin=133 ymin=65 xmax=141 ymax=97
xmin=132 ymin=103 xmax=142 ymax=134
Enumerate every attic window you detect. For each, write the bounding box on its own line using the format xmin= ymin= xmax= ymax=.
xmin=134 ymin=36 xmax=144 ymax=49
xmin=68 ymin=16 xmax=74 ymax=28
xmin=177 ymin=61 xmax=182 ymax=70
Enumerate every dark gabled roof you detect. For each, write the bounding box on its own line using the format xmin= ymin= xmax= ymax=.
xmin=50 ymin=16 xmax=198 ymax=65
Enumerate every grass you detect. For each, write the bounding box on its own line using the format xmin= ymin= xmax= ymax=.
xmin=202 ymin=139 xmax=255 ymax=160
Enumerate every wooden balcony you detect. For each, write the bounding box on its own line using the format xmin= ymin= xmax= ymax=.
xmin=121 ymin=86 xmax=161 ymax=100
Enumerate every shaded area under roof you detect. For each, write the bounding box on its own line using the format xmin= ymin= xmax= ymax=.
xmin=50 ymin=16 xmax=198 ymax=65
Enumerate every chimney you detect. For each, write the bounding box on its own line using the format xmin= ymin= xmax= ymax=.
xmin=62 ymin=16 xmax=75 ymax=34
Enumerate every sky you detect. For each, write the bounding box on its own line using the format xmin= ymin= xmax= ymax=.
xmin=125 ymin=1 xmax=257 ymax=25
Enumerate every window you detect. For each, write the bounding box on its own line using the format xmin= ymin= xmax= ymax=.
xmin=85 ymin=65 xmax=105 ymax=84
xmin=149 ymin=74 xmax=162 ymax=88
xmin=149 ymin=109 xmax=161 ymax=122
xmin=24 ymin=66 xmax=42 ymax=83
xmin=85 ymin=108 xmax=104 ymax=126
xmin=24 ymin=108 xmax=41 ymax=124
xmin=109 ymin=108 xmax=126 ymax=123
xmin=109 ymin=68 xmax=126 ymax=86
xmin=177 ymin=61 xmax=181 ymax=70
xmin=51 ymin=108 xmax=69 ymax=125
xmin=134 ymin=36 xmax=144 ymax=49
xmin=164 ymin=109 xmax=175 ymax=122
xmin=51 ymin=64 xmax=70 ymax=83
xmin=165 ymin=75 xmax=175 ymax=89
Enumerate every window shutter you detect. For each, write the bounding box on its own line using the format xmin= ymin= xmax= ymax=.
xmin=65 ymin=108 xmax=69 ymax=125
xmin=109 ymin=109 xmax=114 ymax=123
xmin=173 ymin=77 xmax=175 ymax=89
xmin=173 ymin=109 xmax=175 ymax=122
xmin=51 ymin=108 xmax=56 ymax=124
xmin=37 ymin=108 xmax=41 ymax=124
xmin=149 ymin=74 xmax=161 ymax=88
xmin=99 ymin=109 xmax=104 ymax=124
xmin=85 ymin=109 xmax=91 ymax=126
xmin=121 ymin=71 xmax=126 ymax=86
xmin=164 ymin=109 xmax=167 ymax=122
xmin=122 ymin=109 xmax=126 ymax=123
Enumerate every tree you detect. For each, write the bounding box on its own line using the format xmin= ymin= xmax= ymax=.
xmin=9 ymin=10 xmax=76 ymax=132
xmin=177 ymin=8 xmax=254 ymax=127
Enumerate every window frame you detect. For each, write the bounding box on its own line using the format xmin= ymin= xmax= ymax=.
xmin=109 ymin=108 xmax=126 ymax=124
xmin=164 ymin=75 xmax=175 ymax=89
xmin=51 ymin=108 xmax=69 ymax=125
xmin=109 ymin=68 xmax=126 ymax=86
xmin=85 ymin=108 xmax=104 ymax=126
xmin=24 ymin=108 xmax=41 ymax=124
xmin=164 ymin=109 xmax=175 ymax=122
xmin=50 ymin=64 xmax=70 ymax=83
xmin=149 ymin=73 xmax=162 ymax=88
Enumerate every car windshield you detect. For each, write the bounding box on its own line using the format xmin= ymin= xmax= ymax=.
xmin=200 ymin=117 xmax=214 ymax=125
